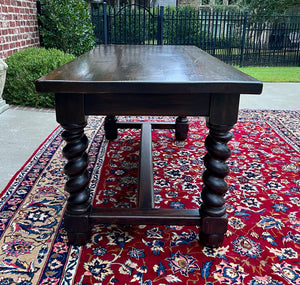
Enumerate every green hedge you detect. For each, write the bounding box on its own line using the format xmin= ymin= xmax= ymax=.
xmin=3 ymin=47 xmax=75 ymax=108
xmin=163 ymin=6 xmax=207 ymax=46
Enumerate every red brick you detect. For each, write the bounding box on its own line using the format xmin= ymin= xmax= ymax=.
xmin=5 ymin=13 xmax=12 ymax=20
xmin=1 ymin=0 xmax=40 ymax=58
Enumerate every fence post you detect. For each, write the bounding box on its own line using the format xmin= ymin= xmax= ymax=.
xmin=158 ymin=6 xmax=164 ymax=45
xmin=240 ymin=11 xmax=248 ymax=67
xmin=212 ymin=10 xmax=219 ymax=56
xmin=103 ymin=2 xmax=108 ymax=45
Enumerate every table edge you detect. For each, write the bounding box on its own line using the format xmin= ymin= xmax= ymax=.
xmin=35 ymin=80 xmax=263 ymax=95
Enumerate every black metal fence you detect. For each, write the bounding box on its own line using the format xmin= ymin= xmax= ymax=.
xmin=91 ymin=3 xmax=300 ymax=66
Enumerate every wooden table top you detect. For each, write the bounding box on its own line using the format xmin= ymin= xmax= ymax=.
xmin=36 ymin=45 xmax=262 ymax=95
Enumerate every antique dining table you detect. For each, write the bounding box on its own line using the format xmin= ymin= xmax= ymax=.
xmin=36 ymin=45 xmax=262 ymax=248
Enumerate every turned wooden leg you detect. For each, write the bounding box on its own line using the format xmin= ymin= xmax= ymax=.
xmin=199 ymin=123 xmax=233 ymax=248
xmin=61 ymin=122 xmax=91 ymax=245
xmin=104 ymin=115 xmax=118 ymax=140
xmin=175 ymin=116 xmax=189 ymax=141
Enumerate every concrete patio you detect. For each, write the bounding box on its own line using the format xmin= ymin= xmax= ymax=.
xmin=0 ymin=82 xmax=299 ymax=191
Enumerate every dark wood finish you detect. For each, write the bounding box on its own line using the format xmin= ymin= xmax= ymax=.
xmin=175 ymin=116 xmax=189 ymax=141
xmin=36 ymin=45 xmax=262 ymax=247
xmin=138 ymin=123 xmax=154 ymax=209
xmin=36 ymin=45 xmax=262 ymax=95
xmin=90 ymin=208 xmax=200 ymax=225
xmin=55 ymin=94 xmax=91 ymax=245
xmin=200 ymin=123 xmax=233 ymax=247
xmin=84 ymin=93 xmax=211 ymax=117
xmin=117 ymin=121 xmax=176 ymax=130
xmin=104 ymin=115 xmax=118 ymax=140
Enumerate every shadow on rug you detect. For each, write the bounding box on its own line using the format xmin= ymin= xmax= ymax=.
xmin=0 ymin=110 xmax=299 ymax=285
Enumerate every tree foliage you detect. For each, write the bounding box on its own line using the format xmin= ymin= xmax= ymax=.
xmin=39 ymin=0 xmax=95 ymax=56
xmin=236 ymin=0 xmax=300 ymax=14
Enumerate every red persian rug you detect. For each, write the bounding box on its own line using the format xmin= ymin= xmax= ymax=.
xmin=0 ymin=110 xmax=299 ymax=285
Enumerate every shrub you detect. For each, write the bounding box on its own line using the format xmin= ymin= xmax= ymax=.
xmin=163 ymin=6 xmax=208 ymax=46
xmin=3 ymin=47 xmax=75 ymax=108
xmin=39 ymin=0 xmax=95 ymax=56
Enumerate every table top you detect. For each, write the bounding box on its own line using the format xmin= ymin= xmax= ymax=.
xmin=36 ymin=45 xmax=262 ymax=95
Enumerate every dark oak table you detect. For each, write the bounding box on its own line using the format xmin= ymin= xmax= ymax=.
xmin=36 ymin=45 xmax=262 ymax=248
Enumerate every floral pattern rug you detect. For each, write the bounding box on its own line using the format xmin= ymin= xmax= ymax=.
xmin=0 ymin=110 xmax=299 ymax=285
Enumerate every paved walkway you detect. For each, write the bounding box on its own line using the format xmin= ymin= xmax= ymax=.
xmin=0 ymin=83 xmax=299 ymax=191
xmin=239 ymin=83 xmax=300 ymax=110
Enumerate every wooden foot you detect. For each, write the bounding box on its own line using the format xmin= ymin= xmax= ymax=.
xmin=200 ymin=123 xmax=233 ymax=248
xmin=175 ymin=116 xmax=189 ymax=140
xmin=104 ymin=115 xmax=118 ymax=140
xmin=64 ymin=212 xmax=91 ymax=245
xmin=199 ymin=216 xmax=228 ymax=247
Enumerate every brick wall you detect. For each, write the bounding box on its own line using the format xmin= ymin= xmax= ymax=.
xmin=0 ymin=0 xmax=40 ymax=59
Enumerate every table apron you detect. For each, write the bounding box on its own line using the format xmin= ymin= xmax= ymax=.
xmin=84 ymin=93 xmax=211 ymax=116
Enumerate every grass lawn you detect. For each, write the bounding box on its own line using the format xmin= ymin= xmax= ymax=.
xmin=235 ymin=66 xmax=300 ymax=82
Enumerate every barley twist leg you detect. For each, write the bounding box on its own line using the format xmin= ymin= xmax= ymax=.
xmin=61 ymin=122 xmax=91 ymax=245
xmin=199 ymin=123 xmax=233 ymax=248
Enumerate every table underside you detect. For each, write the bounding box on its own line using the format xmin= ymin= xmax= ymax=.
xmin=91 ymin=121 xmax=200 ymax=225
xmin=62 ymin=112 xmax=231 ymax=248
